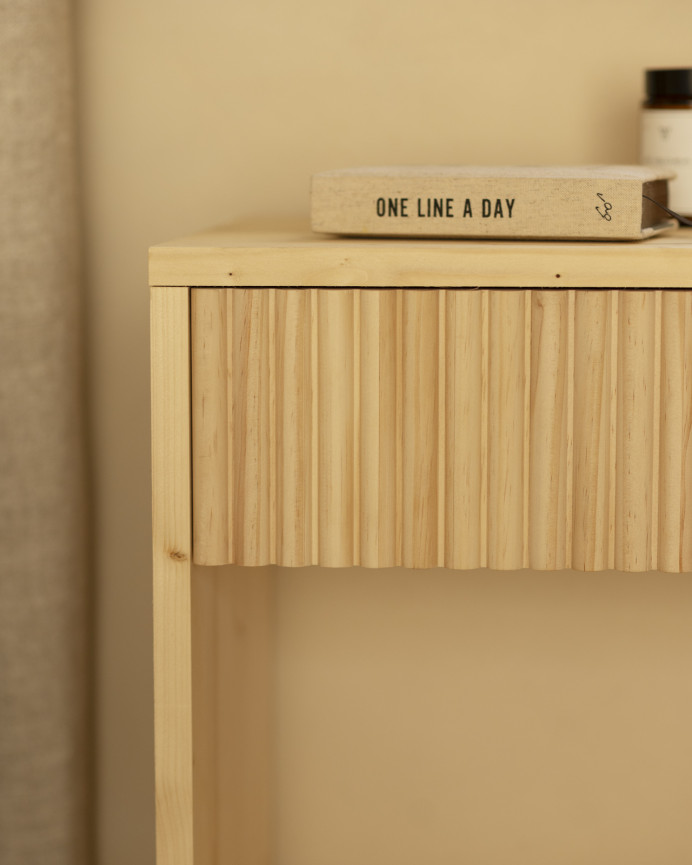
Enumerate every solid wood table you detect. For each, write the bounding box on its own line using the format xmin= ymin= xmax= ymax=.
xmin=150 ymin=222 xmax=692 ymax=864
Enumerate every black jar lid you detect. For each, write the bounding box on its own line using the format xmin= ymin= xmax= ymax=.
xmin=646 ymin=67 xmax=692 ymax=101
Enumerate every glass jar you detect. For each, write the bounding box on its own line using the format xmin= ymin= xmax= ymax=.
xmin=641 ymin=67 xmax=692 ymax=217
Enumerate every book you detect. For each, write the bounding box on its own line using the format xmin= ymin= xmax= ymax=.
xmin=310 ymin=165 xmax=678 ymax=240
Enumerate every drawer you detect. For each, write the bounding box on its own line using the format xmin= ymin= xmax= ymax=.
xmin=191 ymin=287 xmax=692 ymax=572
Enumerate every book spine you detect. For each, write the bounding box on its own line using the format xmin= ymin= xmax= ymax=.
xmin=311 ymin=177 xmax=644 ymax=239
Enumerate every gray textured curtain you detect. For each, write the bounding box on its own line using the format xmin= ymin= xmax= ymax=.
xmin=0 ymin=1 xmax=90 ymax=863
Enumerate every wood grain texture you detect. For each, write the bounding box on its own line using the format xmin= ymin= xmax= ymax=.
xmin=572 ymin=291 xmax=613 ymax=570
xmin=275 ymin=290 xmax=312 ymax=567
xmin=151 ymin=286 xmax=194 ymax=865
xmin=659 ymin=292 xmax=692 ymax=571
xmin=615 ymin=291 xmax=657 ymax=571
xmin=232 ymin=290 xmax=273 ymax=565
xmin=529 ymin=291 xmax=571 ymax=569
xmin=155 ymin=290 xmax=275 ymax=865
xmin=191 ymin=290 xmax=229 ymax=565
xmin=149 ymin=223 xmax=692 ymax=288
xmin=401 ymin=290 xmax=439 ymax=568
xmin=487 ymin=290 xmax=527 ymax=570
xmin=359 ymin=290 xmax=397 ymax=567
xmin=444 ymin=290 xmax=484 ymax=569
xmin=317 ymin=290 xmax=355 ymax=566
xmin=191 ymin=287 xmax=692 ymax=571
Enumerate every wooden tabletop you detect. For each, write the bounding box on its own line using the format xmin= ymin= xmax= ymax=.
xmin=149 ymin=220 xmax=692 ymax=289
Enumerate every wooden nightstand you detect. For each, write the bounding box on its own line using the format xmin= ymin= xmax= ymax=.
xmin=150 ymin=223 xmax=692 ymax=865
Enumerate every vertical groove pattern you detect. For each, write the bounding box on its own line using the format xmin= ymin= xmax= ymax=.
xmin=191 ymin=290 xmax=229 ymax=565
xmin=353 ymin=291 xmax=362 ymax=567
xmin=529 ymin=291 xmax=570 ymax=569
xmin=444 ymin=290 xmax=483 ymax=568
xmin=395 ymin=290 xmax=404 ymax=565
xmin=401 ymin=291 xmax=440 ymax=568
xmin=615 ymin=291 xmax=656 ymax=571
xmin=310 ymin=289 xmax=319 ymax=565
xmin=487 ymin=290 xmax=526 ymax=569
xmin=659 ymin=292 xmax=692 ymax=571
xmin=191 ymin=287 xmax=692 ymax=571
xmin=232 ymin=290 xmax=272 ymax=565
xmin=317 ymin=290 xmax=355 ymax=566
xmin=359 ymin=291 xmax=397 ymax=567
xmin=438 ymin=291 xmax=447 ymax=567
xmin=572 ymin=291 xmax=612 ymax=570
xmin=275 ymin=290 xmax=312 ymax=567
xmin=523 ymin=289 xmax=532 ymax=568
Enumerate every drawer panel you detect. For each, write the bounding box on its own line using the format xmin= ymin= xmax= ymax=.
xmin=190 ymin=288 xmax=692 ymax=571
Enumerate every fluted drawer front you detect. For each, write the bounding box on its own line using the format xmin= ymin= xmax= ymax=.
xmin=191 ymin=288 xmax=692 ymax=572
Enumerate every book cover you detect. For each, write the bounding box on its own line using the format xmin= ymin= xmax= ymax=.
xmin=310 ymin=165 xmax=677 ymax=240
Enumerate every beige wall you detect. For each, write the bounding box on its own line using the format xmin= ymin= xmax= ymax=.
xmin=77 ymin=0 xmax=692 ymax=862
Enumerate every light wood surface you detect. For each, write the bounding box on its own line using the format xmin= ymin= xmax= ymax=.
xmin=572 ymin=291 xmax=614 ymax=570
xmin=156 ymin=288 xmax=275 ymax=865
xmin=153 ymin=231 xmax=692 ymax=865
xmin=232 ymin=289 xmax=273 ymax=565
xmin=150 ymin=223 xmax=692 ymax=289
xmin=615 ymin=291 xmax=658 ymax=570
xmin=151 ymin=286 xmax=194 ymax=865
xmin=275 ymin=290 xmax=312 ymax=567
xmin=529 ymin=290 xmax=571 ymax=569
xmin=444 ymin=289 xmax=484 ymax=568
xmin=360 ymin=290 xmax=398 ymax=566
xmin=191 ymin=286 xmax=692 ymax=572
xmin=659 ymin=292 xmax=692 ymax=571
xmin=487 ymin=290 xmax=528 ymax=569
xmin=318 ymin=290 xmax=355 ymax=566
xmin=401 ymin=290 xmax=440 ymax=567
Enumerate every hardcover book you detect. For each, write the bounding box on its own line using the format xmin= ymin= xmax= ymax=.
xmin=310 ymin=165 xmax=677 ymax=240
